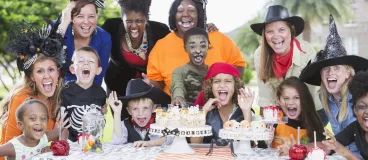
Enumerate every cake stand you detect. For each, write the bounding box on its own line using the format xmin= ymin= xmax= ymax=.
xmin=150 ymin=124 xmax=212 ymax=154
xmin=218 ymin=128 xmax=274 ymax=156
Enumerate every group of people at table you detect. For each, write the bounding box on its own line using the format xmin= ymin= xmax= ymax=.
xmin=0 ymin=0 xmax=367 ymax=159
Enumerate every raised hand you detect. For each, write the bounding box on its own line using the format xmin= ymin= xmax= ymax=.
xmin=203 ymin=98 xmax=221 ymax=114
xmin=172 ymin=96 xmax=186 ymax=107
xmin=108 ymin=91 xmax=122 ymax=114
xmin=61 ymin=1 xmax=75 ymax=24
xmin=238 ymin=88 xmax=254 ymax=111
xmin=322 ymin=128 xmax=339 ymax=151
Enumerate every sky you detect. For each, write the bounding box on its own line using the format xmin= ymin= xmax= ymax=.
xmin=149 ymin=0 xmax=267 ymax=33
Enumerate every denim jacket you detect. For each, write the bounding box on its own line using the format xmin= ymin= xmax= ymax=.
xmin=320 ymin=93 xmax=362 ymax=159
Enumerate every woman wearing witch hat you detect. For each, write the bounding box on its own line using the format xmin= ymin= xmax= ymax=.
xmin=300 ymin=15 xmax=368 ymax=159
xmin=251 ymin=5 xmax=323 ymax=114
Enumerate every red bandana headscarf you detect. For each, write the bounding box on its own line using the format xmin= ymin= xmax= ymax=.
xmin=272 ymin=38 xmax=305 ymax=78
xmin=193 ymin=62 xmax=240 ymax=106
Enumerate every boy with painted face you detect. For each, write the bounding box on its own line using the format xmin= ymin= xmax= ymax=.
xmin=109 ymin=79 xmax=173 ymax=147
xmin=171 ymin=27 xmax=210 ymax=106
xmin=59 ymin=46 xmax=107 ymax=142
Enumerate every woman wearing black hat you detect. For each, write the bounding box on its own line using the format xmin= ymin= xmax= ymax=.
xmin=251 ymin=5 xmax=322 ymax=113
xmin=300 ymin=15 xmax=368 ymax=159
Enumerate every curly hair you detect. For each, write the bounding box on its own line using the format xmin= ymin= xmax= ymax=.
xmin=348 ymin=70 xmax=368 ymax=108
xmin=202 ymin=75 xmax=244 ymax=105
xmin=168 ymin=0 xmax=205 ymax=30
xmin=117 ymin=0 xmax=151 ymax=18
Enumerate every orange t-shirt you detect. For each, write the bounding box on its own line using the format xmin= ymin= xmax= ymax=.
xmin=147 ymin=31 xmax=246 ymax=95
xmin=0 ymin=88 xmax=55 ymax=145
xmin=272 ymin=124 xmax=308 ymax=148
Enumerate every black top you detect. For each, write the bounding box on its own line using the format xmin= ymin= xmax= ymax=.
xmin=335 ymin=120 xmax=368 ymax=159
xmin=61 ymin=82 xmax=107 ymax=142
xmin=124 ymin=119 xmax=150 ymax=143
xmin=101 ymin=18 xmax=170 ymax=121
xmin=203 ymin=107 xmax=245 ymax=143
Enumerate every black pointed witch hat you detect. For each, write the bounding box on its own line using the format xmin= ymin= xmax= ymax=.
xmin=299 ymin=15 xmax=368 ymax=86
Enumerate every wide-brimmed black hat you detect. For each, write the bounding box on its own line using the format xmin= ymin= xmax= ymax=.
xmin=300 ymin=15 xmax=368 ymax=86
xmin=250 ymin=5 xmax=304 ymax=36
xmin=118 ymin=79 xmax=171 ymax=106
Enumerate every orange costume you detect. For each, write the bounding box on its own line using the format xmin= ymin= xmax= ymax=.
xmin=271 ymin=119 xmax=309 ymax=148
xmin=147 ymin=31 xmax=246 ymax=95
xmin=0 ymin=88 xmax=55 ymax=145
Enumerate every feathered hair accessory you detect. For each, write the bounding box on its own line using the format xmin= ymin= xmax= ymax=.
xmin=5 ymin=20 xmax=66 ymax=77
xmin=89 ymin=0 xmax=105 ymax=8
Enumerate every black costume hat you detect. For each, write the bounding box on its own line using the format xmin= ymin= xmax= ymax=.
xmin=250 ymin=5 xmax=304 ymax=36
xmin=5 ymin=20 xmax=66 ymax=77
xmin=119 ymin=79 xmax=171 ymax=107
xmin=299 ymin=15 xmax=368 ymax=86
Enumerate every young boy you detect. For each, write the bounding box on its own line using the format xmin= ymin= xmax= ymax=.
xmin=170 ymin=27 xmax=210 ymax=106
xmin=59 ymin=46 xmax=107 ymax=142
xmin=109 ymin=79 xmax=172 ymax=147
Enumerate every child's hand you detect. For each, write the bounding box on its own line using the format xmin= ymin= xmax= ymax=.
xmin=133 ymin=141 xmax=152 ymax=147
xmin=108 ymin=91 xmax=122 ymax=114
xmin=238 ymin=88 xmax=254 ymax=112
xmin=277 ymin=134 xmax=296 ymax=156
xmin=172 ymin=96 xmax=186 ymax=107
xmin=203 ymin=98 xmax=221 ymax=114
xmin=322 ymin=128 xmax=340 ymax=151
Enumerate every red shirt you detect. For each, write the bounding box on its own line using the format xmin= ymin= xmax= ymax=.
xmin=121 ymin=48 xmax=147 ymax=78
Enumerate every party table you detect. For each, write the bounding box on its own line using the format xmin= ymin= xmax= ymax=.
xmin=32 ymin=142 xmax=347 ymax=160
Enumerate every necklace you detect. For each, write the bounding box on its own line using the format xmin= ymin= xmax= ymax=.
xmin=125 ymin=30 xmax=148 ymax=60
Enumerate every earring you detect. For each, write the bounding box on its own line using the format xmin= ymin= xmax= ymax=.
xmin=72 ymin=29 xmax=74 ymax=36
xmin=95 ymin=29 xmax=97 ymax=34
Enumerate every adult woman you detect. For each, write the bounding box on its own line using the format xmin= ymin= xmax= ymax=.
xmin=146 ymin=0 xmax=245 ymax=96
xmin=58 ymin=0 xmax=111 ymax=85
xmin=251 ymin=5 xmax=322 ymax=111
xmin=300 ymin=15 xmax=368 ymax=159
xmin=0 ymin=21 xmax=65 ymax=145
xmin=101 ymin=0 xmax=169 ymax=120
xmin=102 ymin=0 xmax=169 ymax=98
xmin=191 ymin=62 xmax=253 ymax=143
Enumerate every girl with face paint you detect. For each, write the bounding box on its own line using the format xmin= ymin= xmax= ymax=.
xmin=170 ymin=27 xmax=210 ymax=106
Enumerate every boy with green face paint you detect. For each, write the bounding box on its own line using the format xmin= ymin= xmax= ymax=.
xmin=170 ymin=27 xmax=210 ymax=107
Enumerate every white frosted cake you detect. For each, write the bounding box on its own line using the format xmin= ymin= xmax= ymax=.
xmin=263 ymin=105 xmax=281 ymax=122
xmin=155 ymin=105 xmax=206 ymax=127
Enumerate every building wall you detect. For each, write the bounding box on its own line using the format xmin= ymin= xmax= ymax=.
xmin=310 ymin=0 xmax=368 ymax=59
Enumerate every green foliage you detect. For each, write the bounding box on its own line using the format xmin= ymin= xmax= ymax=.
xmin=235 ymin=13 xmax=264 ymax=68
xmin=274 ymin=0 xmax=353 ymax=24
xmin=242 ymin=67 xmax=254 ymax=84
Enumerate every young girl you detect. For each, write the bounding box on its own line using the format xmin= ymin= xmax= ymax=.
xmin=273 ymin=77 xmax=324 ymax=148
xmin=0 ymin=99 xmax=68 ymax=160
xmin=191 ymin=62 xmax=254 ymax=143
xmin=300 ymin=15 xmax=368 ymax=158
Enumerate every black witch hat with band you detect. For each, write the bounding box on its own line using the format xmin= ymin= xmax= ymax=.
xmin=300 ymin=15 xmax=368 ymax=86
xmin=5 ymin=20 xmax=67 ymax=78
xmin=250 ymin=5 xmax=304 ymax=36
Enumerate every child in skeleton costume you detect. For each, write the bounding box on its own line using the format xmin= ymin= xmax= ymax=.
xmin=109 ymin=79 xmax=173 ymax=146
xmin=170 ymin=27 xmax=209 ymax=106
xmin=60 ymin=46 xmax=107 ymax=142
xmin=300 ymin=15 xmax=368 ymax=159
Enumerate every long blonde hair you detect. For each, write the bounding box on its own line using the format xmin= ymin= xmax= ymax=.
xmin=0 ymin=55 xmax=64 ymax=123
xmin=320 ymin=65 xmax=355 ymax=123
xmin=258 ymin=22 xmax=296 ymax=82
